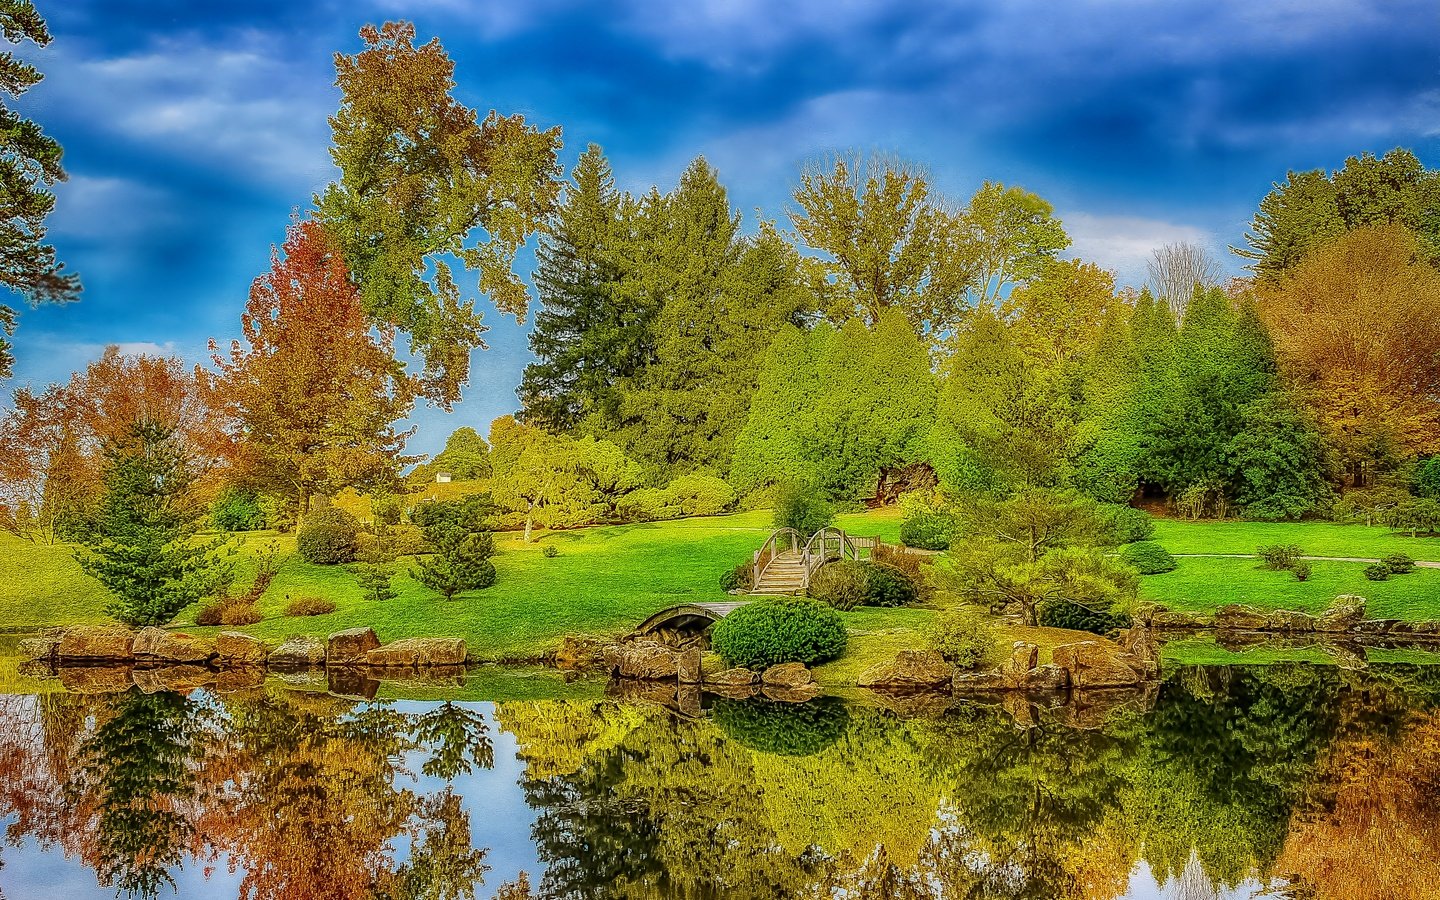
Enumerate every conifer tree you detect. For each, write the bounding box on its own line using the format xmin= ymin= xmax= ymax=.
xmin=76 ymin=420 xmax=229 ymax=627
xmin=730 ymin=324 xmax=831 ymax=493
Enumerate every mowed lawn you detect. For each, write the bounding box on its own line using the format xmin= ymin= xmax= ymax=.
xmin=0 ymin=506 xmax=905 ymax=660
xmin=1151 ymin=518 xmax=1440 ymax=560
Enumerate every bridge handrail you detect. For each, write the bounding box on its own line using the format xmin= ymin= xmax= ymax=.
xmin=753 ymin=527 xmax=802 ymax=586
xmin=801 ymin=526 xmax=858 ymax=580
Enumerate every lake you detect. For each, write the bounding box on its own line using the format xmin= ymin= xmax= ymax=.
xmin=0 ymin=662 xmax=1436 ymax=899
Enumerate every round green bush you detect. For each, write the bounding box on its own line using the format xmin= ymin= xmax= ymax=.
xmin=711 ymin=697 xmax=850 ymax=756
xmin=1292 ymin=560 xmax=1313 ymax=582
xmin=807 ymin=560 xmax=868 ymax=611
xmin=899 ymin=502 xmax=956 ymax=551
xmin=862 ymin=562 xmax=918 ymax=607
xmin=773 ymin=482 xmax=835 ymax=536
xmin=1099 ymin=504 xmax=1154 ymax=545
xmin=1384 ymin=553 xmax=1416 ymax=574
xmin=1037 ymin=600 xmax=1132 ymax=636
xmin=1364 ymin=563 xmax=1391 ymax=581
xmin=930 ymin=606 xmax=994 ymax=669
xmin=1119 ymin=541 xmax=1178 ymax=575
xmin=296 ymin=507 xmax=360 ymax=565
xmin=211 ymin=487 xmax=265 ymax=532
xmin=710 ymin=597 xmax=848 ymax=669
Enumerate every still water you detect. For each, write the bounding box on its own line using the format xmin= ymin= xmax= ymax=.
xmin=0 ymin=663 xmax=1437 ymax=899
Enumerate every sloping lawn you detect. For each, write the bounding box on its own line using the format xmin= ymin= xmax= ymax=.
xmin=1151 ymin=518 xmax=1440 ymax=560
xmin=1140 ymin=555 xmax=1440 ymax=620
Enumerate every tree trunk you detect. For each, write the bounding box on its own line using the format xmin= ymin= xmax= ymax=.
xmin=524 ymin=502 xmax=534 ymax=543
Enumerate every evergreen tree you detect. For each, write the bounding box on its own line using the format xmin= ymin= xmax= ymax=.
xmin=409 ymin=426 xmax=492 ymax=484
xmin=1072 ymin=305 xmax=1144 ymax=502
xmin=730 ymin=324 xmax=831 ymax=493
xmin=412 ymin=500 xmax=496 ymax=600
xmin=76 ymin=420 xmax=229 ymax=627
xmin=519 ymin=145 xmax=636 ymax=431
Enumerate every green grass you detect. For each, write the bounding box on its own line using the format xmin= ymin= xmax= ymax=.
xmin=1139 ymin=555 xmax=1440 ymax=619
xmin=1151 ymin=518 xmax=1440 ymax=560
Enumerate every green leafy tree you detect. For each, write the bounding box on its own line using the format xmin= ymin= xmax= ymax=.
xmin=1072 ymin=305 xmax=1144 ymax=502
xmin=730 ymin=323 xmax=831 ymax=493
xmin=1226 ymin=394 xmax=1330 ymax=520
xmin=1237 ymin=148 xmax=1440 ymax=280
xmin=0 ymin=0 xmax=80 ymax=379
xmin=76 ymin=420 xmax=230 ymax=627
xmin=316 ymin=21 xmax=563 ymax=406
xmin=410 ymin=426 xmax=492 ymax=485
xmin=955 ymin=180 xmax=1070 ymax=314
xmin=354 ymin=527 xmax=399 ymax=604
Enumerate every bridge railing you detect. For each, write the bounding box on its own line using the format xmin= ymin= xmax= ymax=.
xmin=753 ymin=527 xmax=802 ymax=587
xmin=801 ymin=527 xmax=859 ymax=582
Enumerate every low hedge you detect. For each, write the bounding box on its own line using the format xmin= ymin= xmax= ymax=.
xmin=1120 ymin=541 xmax=1178 ymax=575
xmin=710 ymin=597 xmax=847 ymax=669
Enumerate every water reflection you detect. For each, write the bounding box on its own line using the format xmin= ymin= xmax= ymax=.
xmin=0 ymin=664 xmax=1437 ymax=899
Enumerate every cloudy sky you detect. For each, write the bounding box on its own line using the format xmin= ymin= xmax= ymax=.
xmin=9 ymin=0 xmax=1440 ymax=455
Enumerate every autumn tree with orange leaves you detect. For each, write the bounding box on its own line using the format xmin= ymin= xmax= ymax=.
xmin=1259 ymin=224 xmax=1440 ymax=486
xmin=0 ymin=346 xmax=225 ymax=542
xmin=212 ymin=220 xmax=418 ymax=522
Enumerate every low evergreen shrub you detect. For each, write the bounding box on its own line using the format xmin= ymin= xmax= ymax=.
xmin=898 ymin=493 xmax=957 ymax=550
xmin=1364 ymin=564 xmax=1391 ymax=582
xmin=1037 ymin=600 xmax=1132 ymax=636
xmin=1292 ymin=561 xmax=1312 ymax=582
xmin=297 ymin=508 xmax=361 ymax=565
xmin=1119 ymin=541 xmax=1178 ymax=575
xmin=863 ymin=562 xmax=919 ymax=607
xmin=930 ymin=606 xmax=994 ymax=669
xmin=1384 ymin=553 xmax=1416 ymax=574
xmin=664 ymin=473 xmax=737 ymax=517
xmin=773 ymin=482 xmax=835 ymax=537
xmin=1099 ymin=504 xmax=1155 ymax=545
xmin=720 ymin=561 xmax=753 ymax=593
xmin=710 ymin=597 xmax=847 ymax=669
xmin=542 ymin=544 xmax=560 ymax=559
xmin=211 ymin=487 xmax=266 ymax=532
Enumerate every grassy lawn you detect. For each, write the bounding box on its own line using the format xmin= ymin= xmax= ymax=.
xmin=1139 ymin=555 xmax=1440 ymax=619
xmin=1151 ymin=518 xmax=1440 ymax=560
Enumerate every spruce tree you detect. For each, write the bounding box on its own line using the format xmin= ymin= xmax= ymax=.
xmin=76 ymin=420 xmax=229 ymax=627
xmin=412 ymin=501 xmax=497 ymax=600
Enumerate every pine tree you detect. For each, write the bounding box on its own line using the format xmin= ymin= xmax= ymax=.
xmin=730 ymin=323 xmax=831 ymax=493
xmin=76 ymin=419 xmax=229 ymax=627
xmin=519 ymin=145 xmax=637 ymax=431
xmin=412 ymin=510 xmax=496 ymax=600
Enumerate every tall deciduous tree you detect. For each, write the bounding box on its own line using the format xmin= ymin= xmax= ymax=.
xmin=1146 ymin=242 xmax=1222 ymax=321
xmin=1237 ymin=148 xmax=1440 ymax=281
xmin=955 ymin=181 xmax=1069 ymax=314
xmin=1259 ymin=224 xmax=1440 ymax=484
xmin=212 ymin=220 xmax=418 ymax=519
xmin=317 ymin=21 xmax=562 ymax=407
xmin=789 ymin=153 xmax=962 ymax=332
xmin=0 ymin=0 xmax=79 ymax=379
xmin=409 ymin=426 xmax=491 ymax=485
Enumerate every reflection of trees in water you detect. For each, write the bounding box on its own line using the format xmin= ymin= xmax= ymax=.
xmin=0 ymin=687 xmax=498 ymax=900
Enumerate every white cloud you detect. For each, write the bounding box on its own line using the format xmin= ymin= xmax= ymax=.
xmin=49 ymin=176 xmax=177 ymax=240
xmin=1062 ymin=211 xmax=1224 ymax=288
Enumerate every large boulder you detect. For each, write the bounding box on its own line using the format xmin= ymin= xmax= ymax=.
xmin=1117 ymin=628 xmax=1161 ymax=679
xmin=1317 ymin=595 xmax=1367 ymax=632
xmin=1130 ymin=602 xmax=1165 ymax=628
xmin=1214 ymin=604 xmax=1270 ymax=631
xmin=953 ymin=670 xmax=1009 ymax=692
xmin=133 ymin=665 xmax=213 ymax=695
xmin=601 ymin=641 xmax=679 ymax=679
xmin=132 ymin=627 xmax=215 ymax=663
xmin=762 ymin=683 xmax=821 ymax=703
xmin=327 ymin=627 xmax=381 ymax=667
xmin=676 ymin=647 xmax=703 ymax=684
xmin=857 ymin=650 xmax=954 ymax=691
xmin=1025 ymin=663 xmax=1071 ymax=692
xmin=268 ymin=636 xmax=326 ymax=669
xmin=1151 ymin=609 xmax=1207 ymax=628
xmin=216 ymin=632 xmax=268 ymax=666
xmin=1265 ymin=609 xmax=1318 ymax=632
xmin=19 ymin=633 xmax=61 ymax=664
xmin=761 ymin=662 xmax=814 ymax=689
xmin=214 ymin=666 xmax=266 ymax=694
xmin=554 ymin=636 xmax=607 ymax=670
xmin=1052 ymin=640 xmax=1144 ymax=689
xmin=58 ymin=626 xmax=135 ymax=662
xmin=1001 ymin=642 xmax=1040 ymax=688
xmin=367 ymin=637 xmax=468 ymax=668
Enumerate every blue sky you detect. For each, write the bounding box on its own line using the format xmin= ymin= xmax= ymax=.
xmin=8 ymin=0 xmax=1440 ymax=456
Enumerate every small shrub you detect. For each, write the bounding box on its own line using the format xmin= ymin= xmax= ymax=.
xmin=1099 ymin=504 xmax=1155 ymax=545
xmin=1384 ymin=553 xmax=1416 ymax=574
xmin=720 ymin=561 xmax=754 ymax=593
xmin=807 ymin=560 xmax=868 ymax=611
xmin=773 ymin=482 xmax=835 ymax=537
xmin=372 ymin=496 xmax=403 ymax=526
xmin=1292 ymin=561 xmax=1312 ymax=582
xmin=1257 ymin=544 xmax=1304 ymax=571
xmin=930 ymin=607 xmax=994 ymax=669
xmin=1037 ymin=600 xmax=1131 ymax=636
xmin=286 ymin=595 xmax=337 ymax=617
xmin=1119 ymin=541 xmax=1178 ymax=575
xmin=711 ymin=697 xmax=850 ymax=756
xmin=1364 ymin=564 xmax=1391 ymax=582
xmin=862 ymin=562 xmax=918 ymax=607
xmin=297 ymin=508 xmax=361 ymax=564
xmin=898 ymin=492 xmax=957 ymax=551
xmin=710 ymin=597 xmax=847 ymax=669
xmin=871 ymin=543 xmax=931 ymax=600
xmin=211 ymin=487 xmax=266 ymax=532
xmin=663 ymin=473 xmax=737 ymax=517
xmin=542 ymin=544 xmax=559 ymax=559
xmin=196 ymin=596 xmax=263 ymax=626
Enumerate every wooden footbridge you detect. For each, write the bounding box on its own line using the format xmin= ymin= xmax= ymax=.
xmin=630 ymin=527 xmax=866 ymax=643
